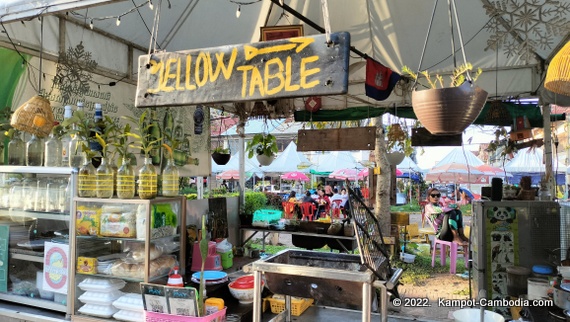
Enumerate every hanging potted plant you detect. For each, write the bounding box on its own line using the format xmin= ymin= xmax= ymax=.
xmin=385 ymin=123 xmax=410 ymax=166
xmin=246 ymin=133 xmax=278 ymax=166
xmin=212 ymin=146 xmax=231 ymax=165
xmin=403 ymin=63 xmax=487 ymax=135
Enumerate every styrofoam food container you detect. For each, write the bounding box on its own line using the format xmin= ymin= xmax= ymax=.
xmin=559 ymin=266 xmax=570 ymax=279
xmin=453 ymin=308 xmax=505 ymax=322
xmin=78 ymin=277 xmax=126 ymax=292
xmin=79 ymin=290 xmax=124 ymax=305
xmin=113 ymin=309 xmax=144 ymax=322
xmin=112 ymin=293 xmax=144 ymax=311
xmin=78 ymin=303 xmax=119 ymax=318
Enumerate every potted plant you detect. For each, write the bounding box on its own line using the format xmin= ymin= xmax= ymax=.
xmin=385 ymin=123 xmax=411 ymax=165
xmin=212 ymin=146 xmax=231 ymax=165
xmin=123 ymin=111 xmax=162 ymax=199
xmin=246 ymin=133 xmax=278 ymax=166
xmin=403 ymin=63 xmax=487 ymax=135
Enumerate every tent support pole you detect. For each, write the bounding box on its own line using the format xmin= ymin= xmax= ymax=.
xmin=543 ymin=103 xmax=554 ymax=197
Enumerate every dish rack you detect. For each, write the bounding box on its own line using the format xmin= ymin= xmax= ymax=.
xmin=145 ymin=307 xmax=226 ymax=322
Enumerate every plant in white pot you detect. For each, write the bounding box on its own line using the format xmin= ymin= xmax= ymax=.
xmin=385 ymin=123 xmax=411 ymax=166
xmin=246 ymin=133 xmax=278 ymax=166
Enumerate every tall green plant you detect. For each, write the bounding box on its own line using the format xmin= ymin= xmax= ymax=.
xmin=246 ymin=133 xmax=278 ymax=158
xmin=122 ymin=110 xmax=161 ymax=157
xmin=244 ymin=192 xmax=267 ymax=215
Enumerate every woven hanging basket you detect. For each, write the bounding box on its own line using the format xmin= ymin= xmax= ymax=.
xmin=10 ymin=95 xmax=55 ymax=137
xmin=545 ymin=41 xmax=570 ymax=96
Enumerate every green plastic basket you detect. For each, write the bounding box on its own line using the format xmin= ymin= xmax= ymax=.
xmin=253 ymin=209 xmax=283 ymax=223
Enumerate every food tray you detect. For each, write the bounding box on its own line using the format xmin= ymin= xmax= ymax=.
xmin=145 ymin=307 xmax=226 ymax=322
xmin=266 ymin=296 xmax=313 ymax=316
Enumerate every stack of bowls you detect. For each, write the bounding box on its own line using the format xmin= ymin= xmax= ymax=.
xmin=228 ymin=275 xmax=264 ymax=304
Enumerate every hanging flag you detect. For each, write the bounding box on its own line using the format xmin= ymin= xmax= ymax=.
xmin=365 ymin=57 xmax=401 ymax=101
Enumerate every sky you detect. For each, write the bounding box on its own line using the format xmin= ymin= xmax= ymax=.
xmin=414 ymin=125 xmax=499 ymax=170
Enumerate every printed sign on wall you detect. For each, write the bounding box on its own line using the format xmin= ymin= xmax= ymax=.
xmin=42 ymin=242 xmax=69 ymax=294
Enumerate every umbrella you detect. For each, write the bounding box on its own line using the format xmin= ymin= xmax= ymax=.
xmin=425 ymin=162 xmax=484 ymax=183
xmin=476 ymin=164 xmax=508 ymax=176
xmin=216 ymin=170 xmax=241 ymax=180
xmin=280 ymin=171 xmax=310 ymax=182
xmin=329 ymin=168 xmax=360 ymax=181
xmin=358 ymin=168 xmax=372 ymax=178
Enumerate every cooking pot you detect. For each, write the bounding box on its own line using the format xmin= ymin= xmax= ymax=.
xmin=554 ymin=284 xmax=570 ymax=311
xmin=564 ymin=309 xmax=570 ymax=322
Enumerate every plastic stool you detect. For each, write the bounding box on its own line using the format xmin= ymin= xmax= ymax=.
xmin=431 ymin=238 xmax=469 ymax=274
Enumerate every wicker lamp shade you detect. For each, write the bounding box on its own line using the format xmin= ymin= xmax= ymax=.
xmin=545 ymin=41 xmax=570 ymax=96
xmin=10 ymin=95 xmax=55 ymax=137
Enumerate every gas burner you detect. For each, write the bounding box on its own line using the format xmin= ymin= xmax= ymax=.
xmin=548 ymin=306 xmax=566 ymax=320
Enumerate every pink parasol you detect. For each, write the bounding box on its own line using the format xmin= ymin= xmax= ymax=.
xmin=425 ymin=162 xmax=484 ymax=183
xmin=280 ymin=171 xmax=310 ymax=182
xmin=476 ymin=164 xmax=508 ymax=176
xmin=329 ymin=168 xmax=360 ymax=181
xmin=216 ymin=169 xmax=241 ymax=180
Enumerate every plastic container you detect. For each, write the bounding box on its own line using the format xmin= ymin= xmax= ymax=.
xmin=191 ymin=242 xmax=222 ymax=272
xmin=78 ymin=277 xmax=126 ymax=292
xmin=113 ymin=293 xmax=144 ymax=311
xmin=267 ymin=296 xmax=313 ymax=316
xmin=506 ymin=266 xmax=531 ymax=297
xmin=216 ymin=240 xmax=233 ymax=269
xmin=452 ymin=308 xmax=505 ymax=322
xmin=205 ymin=297 xmax=224 ymax=315
xmin=79 ymin=290 xmax=124 ymax=305
xmin=145 ymin=307 xmax=226 ymax=322
xmin=113 ymin=309 xmax=144 ymax=322
xmin=253 ymin=209 xmax=283 ymax=223
xmin=78 ymin=303 xmax=119 ymax=318
xmin=528 ymin=277 xmax=550 ymax=300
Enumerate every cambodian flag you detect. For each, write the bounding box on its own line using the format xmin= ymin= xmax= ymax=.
xmin=365 ymin=57 xmax=401 ymax=101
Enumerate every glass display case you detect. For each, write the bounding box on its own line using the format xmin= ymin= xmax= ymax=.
xmin=0 ymin=165 xmax=77 ymax=316
xmin=70 ymin=196 xmax=186 ymax=320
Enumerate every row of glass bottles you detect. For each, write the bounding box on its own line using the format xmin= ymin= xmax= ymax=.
xmin=77 ymin=155 xmax=179 ymax=199
xmin=0 ymin=176 xmax=69 ymax=213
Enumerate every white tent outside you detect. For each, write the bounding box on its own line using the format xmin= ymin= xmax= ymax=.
xmin=211 ymin=153 xmax=262 ymax=177
xmin=311 ymin=151 xmax=360 ymax=173
xmin=504 ymin=147 xmax=546 ymax=173
xmin=262 ymin=141 xmax=311 ymax=174
xmin=397 ymin=156 xmax=421 ymax=173
xmin=434 ymin=148 xmax=485 ymax=168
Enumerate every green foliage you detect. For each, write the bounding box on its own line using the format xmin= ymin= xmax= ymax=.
xmin=402 ymin=63 xmax=483 ymax=89
xmin=246 ymin=133 xmax=278 ymax=158
xmin=264 ymin=192 xmax=283 ymax=209
xmin=212 ymin=146 xmax=230 ymax=154
xmin=61 ymin=109 xmax=92 ymax=139
xmin=244 ymin=192 xmax=267 ymax=215
xmin=122 ymin=110 xmax=161 ymax=157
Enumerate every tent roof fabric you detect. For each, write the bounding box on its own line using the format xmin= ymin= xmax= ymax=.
xmin=311 ymin=151 xmax=360 ymax=174
xmin=435 ymin=148 xmax=484 ymax=168
xmin=261 ymin=141 xmax=312 ymax=174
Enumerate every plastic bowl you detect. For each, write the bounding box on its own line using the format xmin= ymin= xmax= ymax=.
xmin=452 ymin=308 xmax=505 ymax=322
xmin=232 ymin=275 xmax=255 ymax=289
xmin=228 ymin=281 xmax=264 ymax=304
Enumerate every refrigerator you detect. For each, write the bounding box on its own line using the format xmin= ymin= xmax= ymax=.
xmin=472 ymin=200 xmax=561 ymax=317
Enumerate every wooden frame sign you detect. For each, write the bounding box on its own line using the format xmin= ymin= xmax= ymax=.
xmin=135 ymin=32 xmax=350 ymax=108
xmin=297 ymin=127 xmax=376 ymax=151
xmin=261 ymin=25 xmax=304 ymax=41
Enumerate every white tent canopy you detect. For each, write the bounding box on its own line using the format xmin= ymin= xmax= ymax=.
xmin=397 ymin=156 xmax=421 ymax=173
xmin=211 ymin=153 xmax=262 ymax=177
xmin=504 ymin=147 xmax=547 ymax=173
xmin=311 ymin=151 xmax=360 ymax=173
xmin=262 ymin=141 xmax=311 ymax=174
xmin=1 ymin=0 xmax=567 ymax=113
xmin=434 ymin=148 xmax=485 ymax=168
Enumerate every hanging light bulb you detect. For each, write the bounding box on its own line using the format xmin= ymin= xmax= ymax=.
xmin=236 ymin=5 xmax=241 ymax=18
xmin=149 ymin=0 xmax=154 ymax=10
xmin=89 ymin=19 xmax=94 ymax=30
xmin=116 ymin=16 xmax=121 ymax=26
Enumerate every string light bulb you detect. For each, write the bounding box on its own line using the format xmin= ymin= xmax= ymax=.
xmin=116 ymin=16 xmax=121 ymax=26
xmin=149 ymin=0 xmax=154 ymax=10
xmin=236 ymin=5 xmax=241 ymax=18
xmin=89 ymin=19 xmax=94 ymax=29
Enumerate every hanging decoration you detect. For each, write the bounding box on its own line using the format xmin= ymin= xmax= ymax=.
xmin=365 ymin=57 xmax=401 ymax=101
xmin=52 ymin=42 xmax=98 ymax=104
xmin=483 ymin=0 xmax=570 ymax=63
xmin=545 ymin=40 xmax=570 ymax=96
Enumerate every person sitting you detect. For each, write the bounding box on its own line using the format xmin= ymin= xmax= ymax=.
xmin=424 ymin=187 xmax=468 ymax=246
xmin=330 ymin=188 xmax=343 ymax=202
xmin=316 ymin=189 xmax=331 ymax=218
xmin=288 ymin=191 xmax=298 ymax=203
xmin=324 ymin=185 xmax=334 ymax=197
xmin=340 ymin=188 xmax=349 ymax=209
xmin=301 ymin=190 xmax=317 ymax=205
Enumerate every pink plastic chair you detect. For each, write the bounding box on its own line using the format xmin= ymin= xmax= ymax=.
xmin=425 ymin=211 xmax=470 ymax=274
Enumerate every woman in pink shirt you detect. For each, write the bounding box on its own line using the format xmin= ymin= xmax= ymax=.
xmin=424 ymin=187 xmax=468 ymax=246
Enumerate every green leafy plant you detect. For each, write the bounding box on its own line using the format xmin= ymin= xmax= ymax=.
xmin=212 ymin=146 xmax=230 ymax=154
xmin=246 ymin=133 xmax=278 ymax=158
xmin=51 ymin=124 xmax=65 ymax=139
xmin=61 ymin=109 xmax=92 ymax=139
xmin=402 ymin=63 xmax=482 ymax=89
xmin=122 ymin=111 xmax=162 ymax=157
xmin=386 ymin=123 xmax=413 ymax=156
xmin=244 ymin=192 xmax=267 ymax=215
xmin=111 ymin=123 xmax=136 ymax=164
